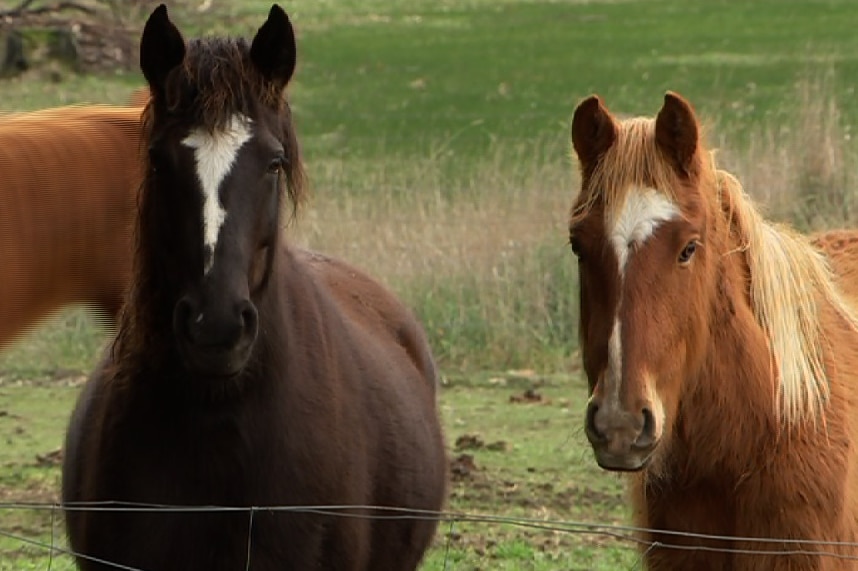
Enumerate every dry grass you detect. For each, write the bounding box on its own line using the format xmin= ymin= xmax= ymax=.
xmin=284 ymin=70 xmax=858 ymax=373
xmin=3 ymin=75 xmax=856 ymax=379
xmin=716 ymin=70 xmax=858 ymax=232
xmin=293 ymin=139 xmax=572 ymax=281
xmin=288 ymin=137 xmax=581 ymax=371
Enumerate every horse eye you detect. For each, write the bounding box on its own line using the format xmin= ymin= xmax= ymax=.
xmin=267 ymin=155 xmax=285 ymax=174
xmin=678 ymin=241 xmax=697 ymax=264
xmin=569 ymin=234 xmax=581 ymax=257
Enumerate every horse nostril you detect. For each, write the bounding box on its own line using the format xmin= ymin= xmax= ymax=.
xmin=636 ymin=407 xmax=656 ymax=448
xmin=239 ymin=301 xmax=258 ymax=336
xmin=585 ymin=402 xmax=606 ymax=442
xmin=173 ymin=296 xmax=198 ymax=342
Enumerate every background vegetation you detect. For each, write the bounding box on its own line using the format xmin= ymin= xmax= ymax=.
xmin=2 ymin=0 xmax=858 ymax=568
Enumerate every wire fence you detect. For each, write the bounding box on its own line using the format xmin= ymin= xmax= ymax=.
xmin=4 ymin=501 xmax=858 ymax=570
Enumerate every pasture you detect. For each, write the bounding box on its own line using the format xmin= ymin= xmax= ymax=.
xmin=2 ymin=0 xmax=858 ymax=568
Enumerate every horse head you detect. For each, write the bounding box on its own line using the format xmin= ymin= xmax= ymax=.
xmin=569 ymin=93 xmax=721 ymax=471
xmin=138 ymin=4 xmax=304 ymax=377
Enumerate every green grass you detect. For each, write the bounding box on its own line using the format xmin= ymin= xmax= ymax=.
xmin=203 ymin=0 xmax=858 ymax=161
xmin=5 ymin=0 xmax=858 ymax=159
xmin=422 ymin=373 xmax=635 ymax=569
xmin=0 ymin=384 xmax=77 ymax=570
xmin=0 ymin=309 xmax=112 ymax=383
xmin=0 ymin=375 xmax=637 ymax=569
xmin=3 ymin=0 xmax=858 ymax=567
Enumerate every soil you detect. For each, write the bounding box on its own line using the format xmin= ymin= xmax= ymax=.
xmin=0 ymin=1 xmax=168 ymax=74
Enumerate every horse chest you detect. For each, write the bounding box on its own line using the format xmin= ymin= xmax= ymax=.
xmin=79 ymin=392 xmax=342 ymax=570
xmin=107 ymin=393 xmax=319 ymax=505
xmin=637 ymin=477 xmax=737 ymax=568
xmin=88 ymin=508 xmax=327 ymax=571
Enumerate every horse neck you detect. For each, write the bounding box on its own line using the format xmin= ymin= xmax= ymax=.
xmin=667 ymin=243 xmax=781 ymax=481
xmin=251 ymin=244 xmax=335 ymax=369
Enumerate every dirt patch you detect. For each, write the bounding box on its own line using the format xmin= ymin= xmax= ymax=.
xmin=35 ymin=447 xmax=62 ymax=467
xmin=454 ymin=433 xmax=509 ymax=453
xmin=454 ymin=434 xmax=484 ymax=451
xmin=509 ymin=388 xmax=549 ymax=404
xmin=450 ymin=453 xmax=480 ymax=482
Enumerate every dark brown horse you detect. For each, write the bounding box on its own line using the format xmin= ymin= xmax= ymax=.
xmin=0 ymin=99 xmax=145 ymax=350
xmin=62 ymin=5 xmax=448 ymax=570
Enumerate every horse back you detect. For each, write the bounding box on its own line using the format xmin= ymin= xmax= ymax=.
xmin=813 ymin=229 xmax=858 ymax=305
xmin=0 ymin=106 xmax=143 ymax=346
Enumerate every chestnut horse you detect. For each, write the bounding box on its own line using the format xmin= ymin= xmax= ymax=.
xmin=569 ymin=92 xmax=858 ymax=569
xmin=0 ymin=98 xmax=145 ymax=350
xmin=62 ymin=5 xmax=447 ymax=571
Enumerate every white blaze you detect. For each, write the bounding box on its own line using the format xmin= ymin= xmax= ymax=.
xmin=182 ymin=116 xmax=253 ymax=274
xmin=605 ymin=318 xmax=623 ymax=406
xmin=609 ymin=188 xmax=681 ymax=275
xmin=602 ymin=188 xmax=680 ymax=403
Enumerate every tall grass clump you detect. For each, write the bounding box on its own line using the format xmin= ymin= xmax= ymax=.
xmin=291 ymin=137 xmax=580 ymax=373
xmin=716 ymin=69 xmax=858 ymax=232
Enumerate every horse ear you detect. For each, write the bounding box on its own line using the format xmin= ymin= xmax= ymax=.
xmin=571 ymin=95 xmax=617 ymax=173
xmin=140 ymin=4 xmax=186 ymax=95
xmin=655 ymin=91 xmax=699 ymax=176
xmin=250 ymin=5 xmax=297 ymax=90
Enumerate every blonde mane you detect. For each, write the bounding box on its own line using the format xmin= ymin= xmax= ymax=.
xmin=717 ymin=170 xmax=858 ymax=424
xmin=572 ymin=115 xmax=858 ymax=425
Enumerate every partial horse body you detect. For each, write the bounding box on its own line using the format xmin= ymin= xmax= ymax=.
xmin=61 ymin=5 xmax=447 ymax=571
xmin=128 ymin=86 xmax=150 ymax=107
xmin=0 ymin=101 xmax=144 ymax=350
xmin=569 ymin=92 xmax=858 ymax=569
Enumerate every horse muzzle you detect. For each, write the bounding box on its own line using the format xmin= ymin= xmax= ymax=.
xmin=584 ymin=401 xmax=658 ymax=472
xmin=173 ymin=295 xmax=259 ymax=377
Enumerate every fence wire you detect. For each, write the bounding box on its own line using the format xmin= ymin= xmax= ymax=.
xmin=4 ymin=501 xmax=858 ymax=569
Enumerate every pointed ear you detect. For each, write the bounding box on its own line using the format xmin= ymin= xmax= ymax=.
xmin=571 ymin=95 xmax=617 ymax=174
xmin=655 ymin=91 xmax=699 ymax=176
xmin=140 ymin=4 xmax=186 ymax=95
xmin=250 ymin=5 xmax=297 ymax=90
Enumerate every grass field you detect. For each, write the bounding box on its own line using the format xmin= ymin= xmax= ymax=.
xmin=3 ymin=0 xmax=858 ymax=568
xmin=1 ymin=373 xmax=636 ymax=570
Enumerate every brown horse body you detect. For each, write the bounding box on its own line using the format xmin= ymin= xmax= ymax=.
xmin=64 ymin=246 xmax=447 ymax=570
xmin=0 ymin=104 xmax=143 ymax=349
xmin=62 ymin=5 xmax=447 ymax=570
xmin=630 ymin=225 xmax=858 ymax=570
xmin=570 ymin=93 xmax=858 ymax=569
